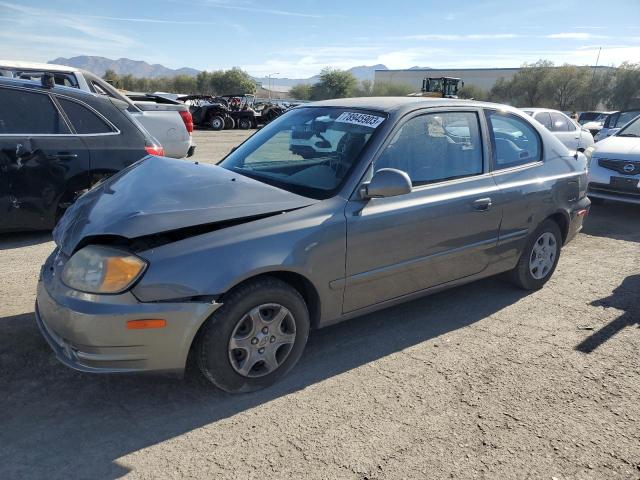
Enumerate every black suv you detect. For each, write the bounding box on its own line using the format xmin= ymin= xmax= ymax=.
xmin=0 ymin=77 xmax=162 ymax=232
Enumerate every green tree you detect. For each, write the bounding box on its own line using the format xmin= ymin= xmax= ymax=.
xmin=289 ymin=83 xmax=313 ymax=100
xmin=457 ymin=84 xmax=488 ymax=101
xmin=489 ymin=77 xmax=514 ymax=104
xmin=544 ymin=64 xmax=589 ymax=111
xmin=371 ymin=81 xmax=414 ymax=96
xmin=311 ymin=68 xmax=357 ymax=100
xmin=609 ymin=62 xmax=640 ymax=109
xmin=511 ymin=60 xmax=554 ymax=106
xmin=103 ymin=69 xmax=119 ymax=87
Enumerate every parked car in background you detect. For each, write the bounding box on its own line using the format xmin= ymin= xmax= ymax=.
xmin=0 ymin=61 xmax=195 ymax=158
xmin=578 ymin=111 xmax=607 ymax=125
xmin=594 ymin=109 xmax=640 ymax=142
xmin=37 ymin=98 xmax=590 ymax=393
xmin=0 ymin=76 xmax=162 ymax=232
xmin=585 ymin=114 xmax=640 ymax=205
xmin=522 ymin=108 xmax=594 ymax=153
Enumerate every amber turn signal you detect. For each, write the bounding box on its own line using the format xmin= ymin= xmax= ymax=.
xmin=126 ymin=319 xmax=167 ymax=330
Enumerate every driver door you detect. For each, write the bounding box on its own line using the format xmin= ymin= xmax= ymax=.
xmin=343 ymin=110 xmax=502 ymax=313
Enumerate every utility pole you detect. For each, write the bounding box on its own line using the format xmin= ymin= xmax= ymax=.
xmin=267 ymin=72 xmax=279 ymax=101
xmin=589 ymin=47 xmax=602 ymax=109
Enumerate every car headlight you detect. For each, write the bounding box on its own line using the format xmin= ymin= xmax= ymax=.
xmin=62 ymin=245 xmax=147 ymax=294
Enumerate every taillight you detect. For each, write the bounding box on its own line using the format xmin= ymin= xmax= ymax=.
xmin=145 ymin=142 xmax=165 ymax=156
xmin=179 ymin=110 xmax=193 ymax=134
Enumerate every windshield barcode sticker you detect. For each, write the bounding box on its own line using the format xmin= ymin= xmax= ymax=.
xmin=335 ymin=112 xmax=385 ymax=128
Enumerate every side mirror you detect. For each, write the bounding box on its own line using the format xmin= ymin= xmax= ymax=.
xmin=360 ymin=168 xmax=412 ymax=199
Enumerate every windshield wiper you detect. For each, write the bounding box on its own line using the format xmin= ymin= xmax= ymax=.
xmin=617 ymin=133 xmax=640 ymax=137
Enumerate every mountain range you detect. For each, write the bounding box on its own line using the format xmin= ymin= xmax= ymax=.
xmin=48 ymin=56 xmax=404 ymax=87
xmin=49 ymin=56 xmax=200 ymax=78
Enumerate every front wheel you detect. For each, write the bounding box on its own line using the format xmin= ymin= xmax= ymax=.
xmin=509 ymin=219 xmax=562 ymax=290
xmin=209 ymin=115 xmax=224 ymax=130
xmin=196 ymin=277 xmax=310 ymax=393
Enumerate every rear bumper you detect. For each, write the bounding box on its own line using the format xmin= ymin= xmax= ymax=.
xmin=36 ymin=271 xmax=221 ymax=373
xmin=566 ymin=197 xmax=591 ymax=244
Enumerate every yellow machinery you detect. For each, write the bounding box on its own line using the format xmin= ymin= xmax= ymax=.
xmin=409 ymin=76 xmax=464 ymax=98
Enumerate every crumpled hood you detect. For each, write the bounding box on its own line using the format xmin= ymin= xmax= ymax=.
xmin=594 ymin=136 xmax=640 ymax=158
xmin=54 ymin=156 xmax=318 ymax=254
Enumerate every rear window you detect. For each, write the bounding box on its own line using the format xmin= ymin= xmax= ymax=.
xmin=57 ymin=97 xmax=114 ymax=134
xmin=0 ymin=87 xmax=70 ymax=134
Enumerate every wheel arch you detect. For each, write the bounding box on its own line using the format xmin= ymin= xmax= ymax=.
xmin=546 ymin=210 xmax=570 ymax=244
xmin=219 ymin=270 xmax=322 ymax=329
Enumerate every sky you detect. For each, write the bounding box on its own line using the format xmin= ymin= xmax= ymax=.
xmin=1 ymin=0 xmax=639 ymax=78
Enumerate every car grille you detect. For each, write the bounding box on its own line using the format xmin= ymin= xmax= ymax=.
xmin=598 ymin=158 xmax=640 ymax=175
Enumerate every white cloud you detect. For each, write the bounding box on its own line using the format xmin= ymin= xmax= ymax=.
xmin=546 ymin=32 xmax=608 ymax=40
xmin=399 ymin=33 xmax=520 ymax=41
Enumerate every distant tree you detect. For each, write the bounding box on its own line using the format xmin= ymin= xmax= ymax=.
xmin=511 ymin=60 xmax=554 ymax=106
xmin=609 ymin=62 xmax=640 ymax=109
xmin=311 ymin=68 xmax=357 ymax=100
xmin=457 ymin=84 xmax=488 ymax=101
xmin=289 ymin=83 xmax=313 ymax=100
xmin=372 ymin=81 xmax=414 ymax=96
xmin=544 ymin=64 xmax=589 ymax=111
xmin=103 ymin=69 xmax=119 ymax=87
xmin=489 ymin=77 xmax=514 ymax=104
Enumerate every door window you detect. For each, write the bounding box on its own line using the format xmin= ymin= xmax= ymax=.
xmin=0 ymin=87 xmax=70 ymax=134
xmin=485 ymin=110 xmax=542 ymax=169
xmin=534 ymin=112 xmax=552 ymax=130
xmin=376 ymin=111 xmax=483 ymax=186
xmin=550 ymin=112 xmax=573 ymax=132
xmin=57 ymin=97 xmax=114 ymax=134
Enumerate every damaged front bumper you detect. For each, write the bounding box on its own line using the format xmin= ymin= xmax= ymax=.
xmin=36 ymin=249 xmax=222 ymax=374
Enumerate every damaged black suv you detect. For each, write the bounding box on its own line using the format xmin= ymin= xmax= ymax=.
xmin=0 ymin=76 xmax=161 ymax=232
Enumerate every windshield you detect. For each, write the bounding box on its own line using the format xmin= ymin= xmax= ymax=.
xmin=617 ymin=115 xmax=640 ymax=137
xmin=614 ymin=110 xmax=640 ymax=128
xmin=219 ymin=107 xmax=386 ymax=199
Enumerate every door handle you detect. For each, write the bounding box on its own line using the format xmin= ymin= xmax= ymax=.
xmin=48 ymin=152 xmax=79 ymax=160
xmin=473 ymin=197 xmax=492 ymax=211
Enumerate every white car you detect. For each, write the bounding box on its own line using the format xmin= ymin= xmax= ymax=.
xmin=586 ymin=114 xmax=640 ymax=205
xmin=0 ymin=60 xmax=195 ymax=159
xmin=594 ymin=109 xmax=640 ymax=142
xmin=522 ymin=108 xmax=594 ymax=153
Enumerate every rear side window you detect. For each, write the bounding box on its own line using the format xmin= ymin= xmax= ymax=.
xmin=485 ymin=110 xmax=542 ymax=169
xmin=534 ymin=112 xmax=552 ymax=130
xmin=0 ymin=87 xmax=70 ymax=134
xmin=57 ymin=97 xmax=114 ymax=134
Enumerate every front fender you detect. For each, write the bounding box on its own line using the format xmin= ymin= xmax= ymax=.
xmin=131 ymin=199 xmax=347 ymax=324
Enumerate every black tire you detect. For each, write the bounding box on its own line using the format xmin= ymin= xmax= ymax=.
xmin=509 ymin=219 xmax=562 ymax=291
xmin=196 ymin=277 xmax=310 ymax=393
xmin=589 ymin=196 xmax=605 ymax=205
xmin=209 ymin=115 xmax=224 ymax=131
xmin=223 ymin=116 xmax=235 ymax=130
xmin=238 ymin=117 xmax=252 ymax=130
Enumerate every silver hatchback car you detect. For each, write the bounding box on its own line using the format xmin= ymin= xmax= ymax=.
xmin=37 ymin=98 xmax=590 ymax=393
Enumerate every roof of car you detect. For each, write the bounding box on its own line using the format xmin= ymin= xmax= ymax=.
xmin=0 ymin=60 xmax=79 ymax=73
xmin=521 ymin=107 xmax=565 ymax=114
xmin=302 ymin=96 xmax=510 ymax=114
xmin=0 ymin=76 xmax=100 ymax=101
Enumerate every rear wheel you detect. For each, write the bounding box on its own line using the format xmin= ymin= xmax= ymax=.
xmin=209 ymin=115 xmax=224 ymax=131
xmin=196 ymin=277 xmax=310 ymax=393
xmin=509 ymin=219 xmax=562 ymax=290
xmin=224 ymin=116 xmax=235 ymax=130
xmin=238 ymin=117 xmax=252 ymax=130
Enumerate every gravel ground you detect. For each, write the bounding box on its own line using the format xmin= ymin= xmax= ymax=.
xmin=0 ymin=130 xmax=638 ymax=480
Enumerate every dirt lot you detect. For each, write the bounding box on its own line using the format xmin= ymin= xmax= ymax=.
xmin=0 ymin=130 xmax=639 ymax=480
